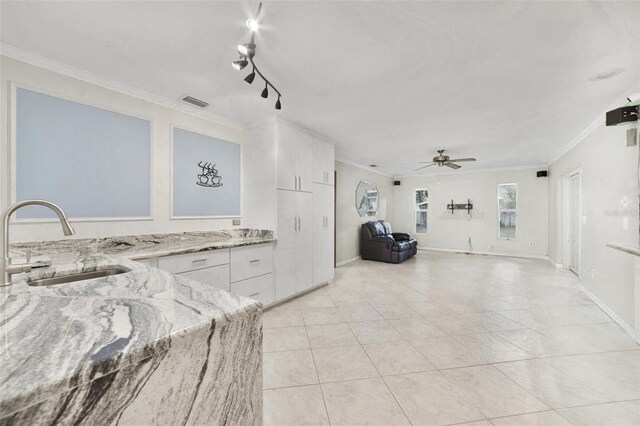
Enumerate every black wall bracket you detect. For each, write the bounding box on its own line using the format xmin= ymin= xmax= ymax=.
xmin=447 ymin=199 xmax=473 ymax=215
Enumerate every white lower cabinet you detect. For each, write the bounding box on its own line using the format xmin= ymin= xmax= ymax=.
xmin=178 ymin=264 xmax=230 ymax=291
xmin=154 ymin=243 xmax=275 ymax=301
xmin=276 ymin=190 xmax=313 ymax=300
xmin=230 ymin=273 xmax=274 ymax=306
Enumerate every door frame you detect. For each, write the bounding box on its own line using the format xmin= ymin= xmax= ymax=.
xmin=562 ymin=167 xmax=582 ymax=275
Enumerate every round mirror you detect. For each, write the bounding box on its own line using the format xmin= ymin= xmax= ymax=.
xmin=355 ymin=181 xmax=379 ymax=217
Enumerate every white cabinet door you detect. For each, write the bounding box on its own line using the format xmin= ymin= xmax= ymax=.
xmin=312 ymin=184 xmax=334 ymax=286
xmin=276 ymin=190 xmax=297 ymax=300
xmin=296 ymin=132 xmax=313 ymax=192
xmin=313 ymin=139 xmax=326 ymax=184
xmin=276 ymin=124 xmax=298 ymax=191
xmin=312 ymin=186 xmax=326 ymax=286
xmin=312 ymin=139 xmax=335 ymax=186
xmin=325 ymin=143 xmax=335 ymax=186
xmin=326 ymin=184 xmax=335 ymax=281
xmin=296 ymin=191 xmax=313 ymax=292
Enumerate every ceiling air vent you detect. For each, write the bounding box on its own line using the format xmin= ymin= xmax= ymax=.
xmin=181 ymin=95 xmax=209 ymax=108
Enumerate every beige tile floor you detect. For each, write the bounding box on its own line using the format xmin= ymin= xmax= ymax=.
xmin=262 ymin=252 xmax=640 ymax=426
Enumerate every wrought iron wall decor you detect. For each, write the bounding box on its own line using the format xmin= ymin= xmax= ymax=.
xmin=447 ymin=199 xmax=473 ymax=215
xmin=232 ymin=2 xmax=282 ymax=110
xmin=196 ymin=161 xmax=223 ymax=188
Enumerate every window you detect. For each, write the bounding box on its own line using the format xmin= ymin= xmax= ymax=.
xmin=415 ymin=188 xmax=428 ymax=234
xmin=498 ymin=183 xmax=517 ymax=239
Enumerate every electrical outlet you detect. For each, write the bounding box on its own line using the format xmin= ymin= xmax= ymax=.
xmin=590 ymin=268 xmax=596 ymax=279
xmin=232 ymin=218 xmax=241 ymax=226
xmin=623 ymin=217 xmax=629 ymax=230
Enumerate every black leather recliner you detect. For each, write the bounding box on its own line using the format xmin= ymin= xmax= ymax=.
xmin=360 ymin=220 xmax=418 ymax=264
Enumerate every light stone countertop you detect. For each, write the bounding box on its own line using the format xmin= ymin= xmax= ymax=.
xmin=0 ymin=229 xmax=273 ymax=422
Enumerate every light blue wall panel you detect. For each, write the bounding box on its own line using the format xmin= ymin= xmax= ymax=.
xmin=172 ymin=127 xmax=241 ymax=217
xmin=16 ymin=88 xmax=151 ymax=219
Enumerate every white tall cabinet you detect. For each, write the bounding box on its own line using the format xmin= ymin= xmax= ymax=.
xmin=244 ymin=119 xmax=334 ymax=305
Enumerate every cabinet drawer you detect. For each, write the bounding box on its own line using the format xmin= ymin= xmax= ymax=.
xmin=230 ymin=243 xmax=273 ymax=282
xmin=230 ymin=273 xmax=274 ymax=306
xmin=178 ymin=264 xmax=230 ymax=291
xmin=158 ymin=249 xmax=229 ymax=274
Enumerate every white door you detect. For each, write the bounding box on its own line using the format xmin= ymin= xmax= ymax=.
xmin=569 ymin=173 xmax=581 ymax=275
xmin=296 ymin=192 xmax=313 ymax=292
xmin=276 ymin=190 xmax=297 ymax=299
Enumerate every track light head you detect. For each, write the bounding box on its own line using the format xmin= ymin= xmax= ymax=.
xmin=261 ymin=84 xmax=269 ymax=98
xmin=246 ymin=18 xmax=260 ymax=32
xmin=275 ymin=97 xmax=281 ymax=110
xmin=238 ymin=43 xmax=256 ymax=58
xmin=232 ymin=58 xmax=248 ymax=70
xmin=244 ymin=69 xmax=256 ymax=84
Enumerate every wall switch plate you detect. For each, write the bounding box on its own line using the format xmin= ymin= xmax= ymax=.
xmin=232 ymin=218 xmax=241 ymax=226
xmin=623 ymin=216 xmax=629 ymax=230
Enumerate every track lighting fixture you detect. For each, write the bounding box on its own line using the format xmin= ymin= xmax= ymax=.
xmin=246 ymin=18 xmax=260 ymax=32
xmin=244 ymin=68 xmax=256 ymax=84
xmin=237 ymin=42 xmax=256 ymax=58
xmin=231 ymin=2 xmax=282 ymax=110
xmin=232 ymin=58 xmax=248 ymax=71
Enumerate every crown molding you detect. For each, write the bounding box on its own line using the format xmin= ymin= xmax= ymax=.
xmin=335 ymin=158 xmax=394 ymax=178
xmin=0 ymin=42 xmax=243 ymax=131
xmin=549 ymin=80 xmax=640 ymax=165
xmin=393 ymin=163 xmax=547 ymax=179
xmin=548 ymin=114 xmax=605 ymax=165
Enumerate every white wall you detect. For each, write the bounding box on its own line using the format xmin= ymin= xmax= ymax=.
xmin=393 ymin=168 xmax=548 ymax=257
xmin=548 ymin=94 xmax=639 ymax=329
xmin=335 ymin=161 xmax=395 ymax=264
xmin=1 ymin=56 xmax=244 ymax=243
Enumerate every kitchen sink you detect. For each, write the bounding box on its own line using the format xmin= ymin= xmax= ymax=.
xmin=27 ymin=268 xmax=129 ymax=287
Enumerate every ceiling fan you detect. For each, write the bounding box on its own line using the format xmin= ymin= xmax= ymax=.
xmin=415 ymin=149 xmax=477 ymax=171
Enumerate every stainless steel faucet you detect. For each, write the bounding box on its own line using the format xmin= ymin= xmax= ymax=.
xmin=1 ymin=200 xmax=75 ymax=287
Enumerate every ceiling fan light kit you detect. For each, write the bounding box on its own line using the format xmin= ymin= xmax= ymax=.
xmin=232 ymin=2 xmax=282 ymax=110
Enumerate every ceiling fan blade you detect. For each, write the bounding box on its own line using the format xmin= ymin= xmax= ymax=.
xmin=418 ymin=161 xmax=435 ymax=164
xmin=414 ymin=163 xmax=437 ymax=171
xmin=444 ymin=162 xmax=461 ymax=169
xmin=447 ymin=158 xmax=476 ymax=162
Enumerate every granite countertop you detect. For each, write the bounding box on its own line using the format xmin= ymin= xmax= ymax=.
xmin=607 ymin=243 xmax=640 ymax=257
xmin=0 ymin=229 xmax=273 ymax=415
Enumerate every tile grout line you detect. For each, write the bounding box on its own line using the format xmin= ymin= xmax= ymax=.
xmin=300 ymin=304 xmax=333 ymax=426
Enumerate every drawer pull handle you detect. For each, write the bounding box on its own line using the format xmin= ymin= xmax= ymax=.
xmin=250 ymin=259 xmax=260 ymax=264
xmin=249 ymin=292 xmax=260 ymax=297
xmin=192 ymin=259 xmax=207 ymax=264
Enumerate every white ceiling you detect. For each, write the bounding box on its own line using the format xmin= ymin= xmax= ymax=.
xmin=2 ymin=1 xmax=639 ymax=176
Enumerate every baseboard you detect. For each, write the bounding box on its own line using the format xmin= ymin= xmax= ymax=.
xmin=418 ymin=247 xmax=549 ymax=260
xmin=574 ymin=281 xmax=640 ymax=344
xmin=336 ymin=256 xmax=361 ymax=267
xmin=264 ymin=282 xmax=329 ymax=310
